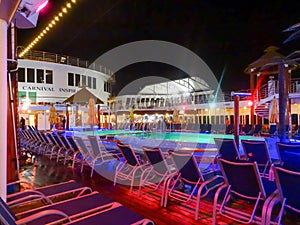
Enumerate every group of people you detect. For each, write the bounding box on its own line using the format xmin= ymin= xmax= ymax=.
xmin=20 ymin=115 xmax=67 ymax=130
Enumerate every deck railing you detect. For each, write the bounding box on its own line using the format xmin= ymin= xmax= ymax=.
xmin=17 ymin=47 xmax=114 ymax=76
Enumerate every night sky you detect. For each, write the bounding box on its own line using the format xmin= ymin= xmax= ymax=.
xmin=17 ymin=0 xmax=300 ymax=95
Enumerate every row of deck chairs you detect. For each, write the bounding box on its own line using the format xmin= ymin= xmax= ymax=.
xmin=20 ymin=128 xmax=121 ymax=178
xmin=114 ymin=143 xmax=224 ymax=220
xmin=2 ymin=179 xmax=154 ymax=225
xmin=213 ymin=138 xmax=300 ymax=224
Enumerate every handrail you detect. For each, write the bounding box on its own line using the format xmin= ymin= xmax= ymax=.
xmin=16 ymin=46 xmax=114 ymax=76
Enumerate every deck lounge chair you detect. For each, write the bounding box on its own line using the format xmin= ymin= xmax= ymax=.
xmin=214 ymin=138 xmax=241 ymax=162
xmin=276 ymin=142 xmax=300 ymax=172
xmin=88 ymin=135 xmax=118 ymax=177
xmin=66 ymin=136 xmax=84 ymax=168
xmin=243 ymin=124 xmax=253 ymax=135
xmin=46 ymin=133 xmax=63 ymax=160
xmin=65 ymin=204 xmax=154 ymax=225
xmin=74 ymin=137 xmax=94 ymax=174
xmin=263 ymin=166 xmax=300 ymax=225
xmin=7 ymin=180 xmax=92 ymax=207
xmin=241 ymin=140 xmax=272 ymax=178
xmin=1 ymin=192 xmax=118 ymax=225
xmin=139 ymin=147 xmax=175 ymax=203
xmin=114 ymin=143 xmax=147 ymax=192
xmin=212 ymin=158 xmax=277 ymax=224
xmin=252 ymin=124 xmax=262 ymax=136
xmin=163 ymin=152 xmax=224 ymax=220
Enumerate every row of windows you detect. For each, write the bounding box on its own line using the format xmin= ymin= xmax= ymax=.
xmin=68 ymin=73 xmax=97 ymax=89
xmin=19 ymin=91 xmax=36 ymax=102
xmin=18 ymin=68 xmax=53 ymax=84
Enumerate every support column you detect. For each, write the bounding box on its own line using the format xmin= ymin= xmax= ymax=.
xmin=250 ymin=72 xmax=255 ymax=125
xmin=234 ymin=95 xmax=240 ymax=150
xmin=278 ymin=63 xmax=287 ymax=142
xmin=0 ymin=19 xmax=8 ymax=201
xmin=66 ymin=104 xmax=69 ymax=130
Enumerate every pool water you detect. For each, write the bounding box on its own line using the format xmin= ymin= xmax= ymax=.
xmin=84 ymin=130 xmax=264 ymax=144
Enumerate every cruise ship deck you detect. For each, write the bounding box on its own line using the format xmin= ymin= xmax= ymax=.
xmin=18 ymin=153 xmax=299 ymax=225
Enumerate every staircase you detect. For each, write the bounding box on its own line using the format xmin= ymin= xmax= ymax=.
xmin=255 ymin=103 xmax=269 ymax=119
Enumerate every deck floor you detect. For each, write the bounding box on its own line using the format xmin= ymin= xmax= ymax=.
xmin=17 ymin=156 xmax=300 ymax=225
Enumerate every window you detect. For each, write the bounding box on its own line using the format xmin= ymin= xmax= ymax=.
xmin=18 ymin=91 xmax=26 ymax=101
xmin=28 ymin=92 xmax=36 ymax=103
xmin=18 ymin=68 xmax=25 ymax=82
xmin=104 ymin=81 xmax=111 ymax=92
xmin=82 ymin=75 xmax=86 ymax=86
xmin=27 ymin=68 xmax=34 ymax=83
xmin=36 ymin=69 xmax=44 ymax=83
xmin=75 ymin=74 xmax=80 ymax=86
xmin=92 ymin=77 xmax=96 ymax=89
xmin=88 ymin=77 xmax=92 ymax=88
xmin=45 ymin=70 xmax=53 ymax=84
xmin=68 ymin=73 xmax=74 ymax=86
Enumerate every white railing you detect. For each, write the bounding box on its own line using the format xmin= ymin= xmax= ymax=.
xmin=17 ymin=47 xmax=114 ymax=76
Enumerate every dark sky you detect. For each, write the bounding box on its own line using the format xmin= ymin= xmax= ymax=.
xmin=17 ymin=0 xmax=300 ymax=95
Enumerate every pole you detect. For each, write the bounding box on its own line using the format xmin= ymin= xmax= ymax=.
xmin=234 ymin=95 xmax=240 ymax=150
xmin=278 ymin=63 xmax=287 ymax=142
xmin=0 ymin=18 xmax=8 ymax=201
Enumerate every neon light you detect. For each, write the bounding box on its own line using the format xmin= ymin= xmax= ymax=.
xmin=36 ymin=0 xmax=49 ymax=13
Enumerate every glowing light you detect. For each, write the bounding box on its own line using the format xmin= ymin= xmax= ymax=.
xmin=36 ymin=0 xmax=49 ymax=13
xmin=247 ymin=100 xmax=253 ymax=107
xmin=19 ymin=0 xmax=78 ymax=57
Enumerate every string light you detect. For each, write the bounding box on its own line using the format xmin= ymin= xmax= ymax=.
xmin=19 ymin=0 xmax=77 ymax=58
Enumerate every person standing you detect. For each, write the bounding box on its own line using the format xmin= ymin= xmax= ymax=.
xmin=62 ymin=116 xmax=66 ymax=130
xmin=20 ymin=117 xmax=25 ymax=130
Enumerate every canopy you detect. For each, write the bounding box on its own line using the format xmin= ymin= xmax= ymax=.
xmin=63 ymin=87 xmax=104 ymax=104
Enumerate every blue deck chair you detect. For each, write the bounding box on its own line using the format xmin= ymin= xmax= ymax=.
xmin=253 ymin=124 xmax=262 ymax=136
xmin=46 ymin=133 xmax=63 ymax=159
xmin=269 ymin=124 xmax=278 ymax=136
xmin=1 ymin=192 xmax=118 ymax=225
xmin=243 ymin=124 xmax=253 ymax=135
xmin=88 ymin=135 xmax=118 ymax=177
xmin=241 ymin=140 xmax=272 ymax=178
xmin=114 ymin=143 xmax=147 ymax=192
xmin=7 ymin=180 xmax=92 ymax=207
xmin=264 ymin=166 xmax=300 ymax=225
xmin=214 ymin=138 xmax=241 ymax=162
xmin=213 ymin=158 xmax=276 ymax=225
xmin=139 ymin=147 xmax=175 ymax=203
xmin=276 ymin=142 xmax=300 ymax=171
xmin=74 ymin=137 xmax=95 ymax=174
xmin=59 ymin=135 xmax=81 ymax=166
xmin=66 ymin=136 xmax=85 ymax=168
xmin=52 ymin=134 xmax=72 ymax=164
xmin=64 ymin=204 xmax=154 ymax=225
xmin=163 ymin=152 xmax=224 ymax=220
